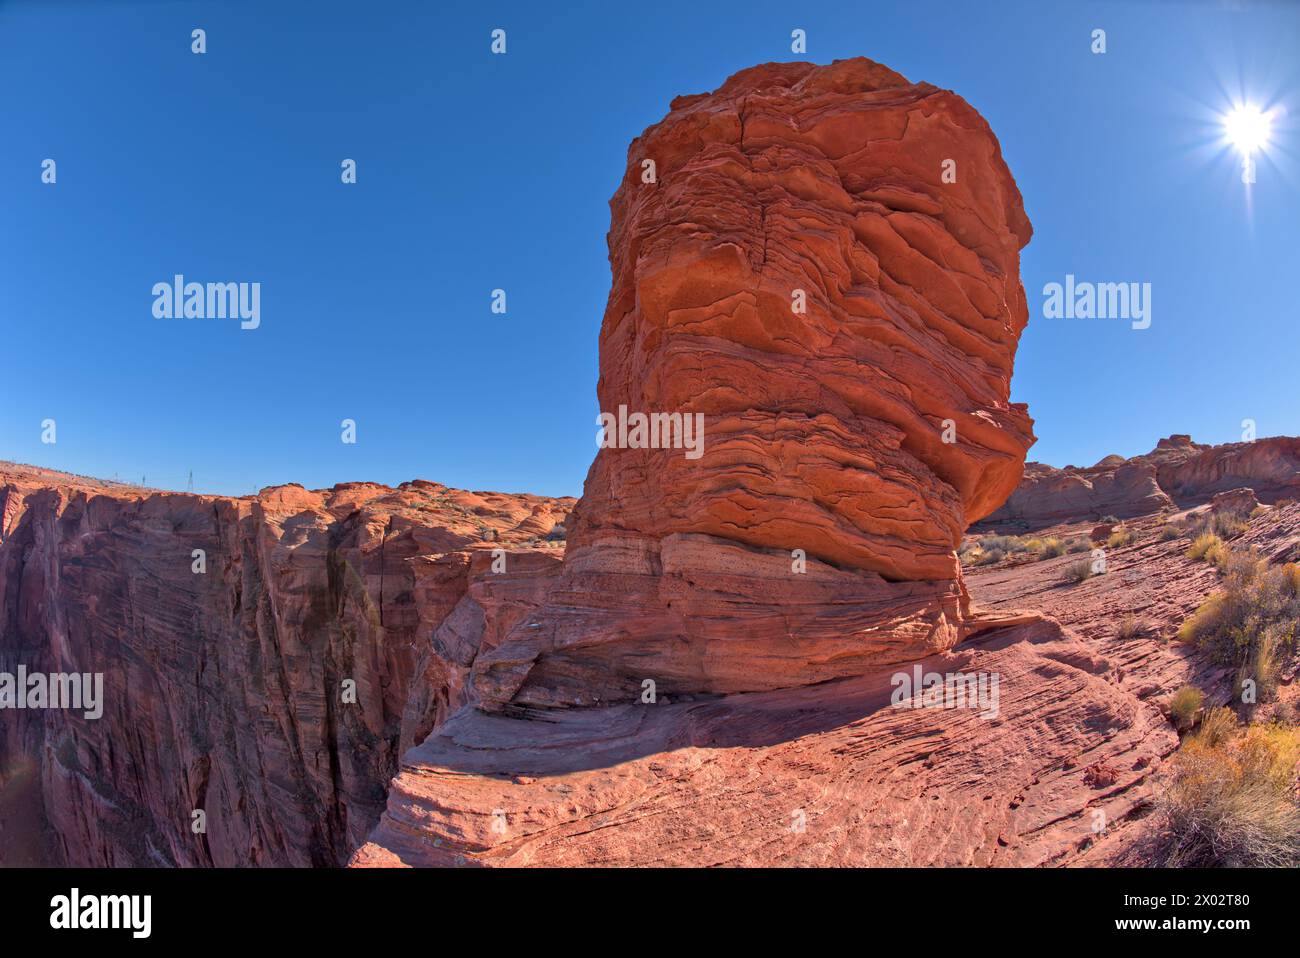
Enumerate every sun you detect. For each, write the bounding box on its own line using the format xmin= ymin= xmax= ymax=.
xmin=1223 ymin=104 xmax=1273 ymax=155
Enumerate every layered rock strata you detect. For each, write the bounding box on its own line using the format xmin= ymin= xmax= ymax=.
xmin=980 ymin=435 xmax=1300 ymax=531
xmin=468 ymin=57 xmax=1036 ymax=710
xmin=0 ymin=462 xmax=570 ymax=866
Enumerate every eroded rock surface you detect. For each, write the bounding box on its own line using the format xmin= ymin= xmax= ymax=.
xmin=0 ymin=462 xmax=571 ymax=866
xmin=353 ymin=619 xmax=1174 ymax=867
xmin=464 ymin=57 xmax=1036 ymax=710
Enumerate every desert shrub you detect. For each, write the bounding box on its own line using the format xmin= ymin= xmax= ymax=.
xmin=1185 ymin=508 xmax=1251 ymax=542
xmin=1197 ymin=706 xmax=1238 ymax=747
xmin=1066 ymin=538 xmax=1091 ymax=554
xmin=1177 ymin=556 xmax=1300 ymax=682
xmin=1246 ymin=628 xmax=1281 ymax=703
xmin=1023 ymin=536 xmax=1067 ymax=559
xmin=1159 ymin=522 xmax=1182 ymax=541
xmin=1212 ymin=510 xmax=1250 ymax=539
xmin=1062 ymin=559 xmax=1094 ymax=584
xmin=962 ymin=534 xmax=1050 ymax=567
xmin=1106 ymin=527 xmax=1133 ymax=549
xmin=1169 ymin=685 xmax=1205 ymax=729
xmin=545 ymin=523 xmax=566 ymax=541
xmin=1149 ymin=721 xmax=1300 ymax=867
xmin=1115 ymin=613 xmax=1146 ymax=640
xmin=1187 ymin=532 xmax=1228 ymax=566
xmin=977 ymin=535 xmax=1028 ymax=554
xmin=1100 ymin=514 xmax=1120 ymax=524
xmin=1040 ymin=537 xmax=1068 ymax=557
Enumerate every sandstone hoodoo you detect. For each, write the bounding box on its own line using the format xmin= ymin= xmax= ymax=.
xmin=466 ymin=57 xmax=1037 ymax=711
xmin=349 ymin=60 xmax=1184 ymax=867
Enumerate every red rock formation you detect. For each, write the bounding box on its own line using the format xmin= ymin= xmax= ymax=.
xmin=0 ymin=461 xmax=571 ymax=866
xmin=460 ymin=58 xmax=1036 ymax=711
xmin=980 ymin=435 xmax=1300 ymax=532
xmin=353 ymin=619 xmax=1175 ymax=867
xmin=347 ymin=60 xmax=1199 ymax=868
xmin=19 ymin=58 xmax=1278 ymax=871
xmin=351 ymin=495 xmax=1300 ymax=868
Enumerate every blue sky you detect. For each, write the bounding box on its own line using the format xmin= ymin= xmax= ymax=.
xmin=2 ymin=0 xmax=1297 ymax=497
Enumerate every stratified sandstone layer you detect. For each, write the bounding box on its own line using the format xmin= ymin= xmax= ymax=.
xmin=466 ymin=57 xmax=1036 ymax=710
xmin=353 ymin=619 xmax=1174 ymax=867
xmin=980 ymin=435 xmax=1300 ymax=532
xmin=0 ymin=462 xmax=571 ymax=866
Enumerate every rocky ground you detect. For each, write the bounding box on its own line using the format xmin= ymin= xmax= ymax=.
xmin=348 ymin=498 xmax=1300 ymax=868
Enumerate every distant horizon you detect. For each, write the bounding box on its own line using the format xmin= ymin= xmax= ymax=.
xmin=4 ymin=1 xmax=1297 ymax=499
xmin=5 ymin=424 xmax=1293 ymax=500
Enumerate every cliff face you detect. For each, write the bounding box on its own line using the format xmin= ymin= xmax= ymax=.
xmin=979 ymin=435 xmax=1300 ymax=531
xmin=0 ymin=464 xmax=571 ymax=866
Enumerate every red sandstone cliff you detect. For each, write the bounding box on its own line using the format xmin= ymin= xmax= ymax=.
xmin=979 ymin=434 xmax=1300 ymax=532
xmin=0 ymin=462 xmax=570 ymax=866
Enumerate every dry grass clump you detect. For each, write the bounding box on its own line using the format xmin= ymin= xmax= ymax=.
xmin=1169 ymin=685 xmax=1205 ymax=730
xmin=1115 ymin=613 xmax=1147 ymax=640
xmin=1062 ymin=558 xmax=1095 ymax=584
xmin=1166 ymin=505 xmax=1255 ymax=545
xmin=1187 ymin=532 xmax=1229 ymax=567
xmin=1024 ymin=536 xmax=1068 ymax=557
xmin=961 ymin=533 xmax=1081 ymax=567
xmin=1106 ymin=526 xmax=1133 ymax=549
xmin=1148 ymin=714 xmax=1300 ymax=867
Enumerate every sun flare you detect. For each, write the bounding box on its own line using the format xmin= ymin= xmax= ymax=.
xmin=1223 ymin=104 xmax=1273 ymax=155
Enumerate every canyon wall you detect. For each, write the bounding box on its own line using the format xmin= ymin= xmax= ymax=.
xmin=0 ymin=464 xmax=570 ymax=865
